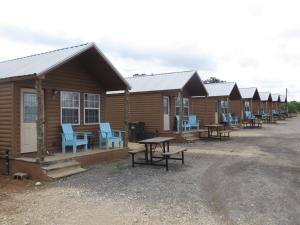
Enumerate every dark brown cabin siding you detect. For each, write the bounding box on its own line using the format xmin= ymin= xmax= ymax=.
xmin=252 ymin=100 xmax=260 ymax=114
xmin=106 ymin=92 xmax=163 ymax=134
xmin=0 ymin=82 xmax=13 ymax=172
xmin=191 ymin=97 xmax=215 ymax=125
xmin=13 ymin=59 xmax=106 ymax=155
xmin=230 ymin=100 xmax=242 ymax=118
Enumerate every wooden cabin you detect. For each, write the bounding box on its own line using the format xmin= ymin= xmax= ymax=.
xmin=191 ymin=82 xmax=242 ymax=124
xmin=106 ymin=71 xmax=208 ymax=137
xmin=259 ymin=92 xmax=272 ymax=114
xmin=271 ymin=94 xmax=281 ymax=112
xmin=0 ymin=43 xmax=130 ymax=179
xmin=279 ymin=94 xmax=288 ymax=112
xmin=239 ymin=87 xmax=261 ymax=119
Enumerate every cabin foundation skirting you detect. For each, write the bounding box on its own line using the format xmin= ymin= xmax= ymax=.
xmin=8 ymin=148 xmax=129 ymax=180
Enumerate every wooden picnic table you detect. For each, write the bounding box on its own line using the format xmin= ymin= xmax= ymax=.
xmin=204 ymin=124 xmax=225 ymax=138
xmin=138 ymin=137 xmax=175 ymax=164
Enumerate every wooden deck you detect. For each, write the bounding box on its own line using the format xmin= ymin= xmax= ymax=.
xmin=12 ymin=147 xmax=129 ymax=180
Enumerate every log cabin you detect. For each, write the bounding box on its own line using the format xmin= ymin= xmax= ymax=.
xmin=0 ymin=43 xmax=131 ymax=179
xmin=106 ymin=71 xmax=208 ymax=141
xmin=239 ymin=87 xmax=261 ymax=119
xmin=259 ymin=92 xmax=272 ymax=114
xmin=191 ymin=82 xmax=242 ymax=124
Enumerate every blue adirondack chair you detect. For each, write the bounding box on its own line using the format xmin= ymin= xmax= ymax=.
xmin=61 ymin=124 xmax=88 ymax=153
xmin=245 ymin=111 xmax=255 ymax=120
xmin=222 ymin=113 xmax=229 ymax=125
xmin=272 ymin=110 xmax=279 ymax=116
xmin=176 ymin=115 xmax=191 ymax=132
xmin=188 ymin=115 xmax=199 ymax=129
xmin=99 ymin=123 xmax=123 ymax=149
xmin=229 ymin=113 xmax=239 ymax=126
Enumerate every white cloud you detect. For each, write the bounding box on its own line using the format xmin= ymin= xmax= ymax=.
xmin=0 ymin=0 xmax=299 ymax=100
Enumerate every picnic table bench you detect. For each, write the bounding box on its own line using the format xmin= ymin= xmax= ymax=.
xmin=129 ymin=137 xmax=187 ymax=171
xmin=218 ymin=130 xmax=231 ymax=140
xmin=161 ymin=147 xmax=187 ymax=171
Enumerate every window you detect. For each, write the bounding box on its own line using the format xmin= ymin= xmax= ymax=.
xmin=244 ymin=101 xmax=250 ymax=112
xmin=84 ymin=94 xmax=100 ymax=124
xmin=220 ymin=100 xmax=229 ymax=114
xmin=163 ymin=97 xmax=169 ymax=114
xmin=61 ymin=91 xmax=80 ymax=124
xmin=23 ymin=93 xmax=37 ymax=123
xmin=175 ymin=97 xmax=189 ymax=116
xmin=183 ymin=98 xmax=189 ymax=116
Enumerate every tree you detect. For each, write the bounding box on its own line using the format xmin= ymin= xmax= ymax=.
xmin=288 ymin=101 xmax=300 ymax=113
xmin=203 ymin=77 xmax=226 ymax=84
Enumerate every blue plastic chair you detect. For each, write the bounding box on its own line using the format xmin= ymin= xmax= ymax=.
xmin=229 ymin=113 xmax=239 ymax=126
xmin=176 ymin=115 xmax=191 ymax=132
xmin=99 ymin=123 xmax=123 ymax=149
xmin=222 ymin=113 xmax=229 ymax=125
xmin=61 ymin=124 xmax=88 ymax=153
xmin=245 ymin=111 xmax=255 ymax=120
xmin=272 ymin=110 xmax=279 ymax=116
xmin=188 ymin=115 xmax=199 ymax=129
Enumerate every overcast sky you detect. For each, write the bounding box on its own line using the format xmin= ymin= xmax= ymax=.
xmin=0 ymin=0 xmax=299 ymax=100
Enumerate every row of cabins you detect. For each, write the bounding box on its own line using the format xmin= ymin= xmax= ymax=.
xmin=0 ymin=43 xmax=288 ymax=178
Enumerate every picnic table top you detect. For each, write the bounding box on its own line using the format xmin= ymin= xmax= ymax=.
xmin=138 ymin=137 xmax=175 ymax=144
xmin=203 ymin=124 xmax=224 ymax=128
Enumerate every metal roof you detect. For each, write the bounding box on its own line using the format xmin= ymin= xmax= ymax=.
xmin=280 ymin=95 xmax=287 ymax=103
xmin=108 ymin=70 xmax=206 ymax=94
xmin=259 ymin=92 xmax=272 ymax=101
xmin=0 ymin=43 xmax=130 ymax=89
xmin=239 ymin=87 xmax=258 ymax=99
xmin=204 ymin=82 xmax=236 ymax=97
xmin=271 ymin=93 xmax=280 ymax=102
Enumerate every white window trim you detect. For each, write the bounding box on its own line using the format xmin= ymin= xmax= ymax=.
xmin=60 ymin=91 xmax=80 ymax=125
xmin=84 ymin=93 xmax=101 ymax=125
xmin=183 ymin=97 xmax=189 ymax=116
xmin=175 ymin=97 xmax=189 ymax=116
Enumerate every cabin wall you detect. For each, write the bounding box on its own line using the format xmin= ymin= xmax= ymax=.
xmin=191 ymin=97 xmax=215 ymax=125
xmin=252 ymin=100 xmax=260 ymax=114
xmin=106 ymin=92 xmax=163 ymax=134
xmin=0 ymin=82 xmax=14 ymax=173
xmin=230 ymin=100 xmax=242 ymax=118
xmin=13 ymin=59 xmax=106 ymax=155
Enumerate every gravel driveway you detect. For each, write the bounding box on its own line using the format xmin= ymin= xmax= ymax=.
xmin=1 ymin=117 xmax=300 ymax=225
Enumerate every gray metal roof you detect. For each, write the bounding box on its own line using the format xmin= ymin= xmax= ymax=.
xmin=0 ymin=43 xmax=93 ymax=79
xmin=280 ymin=95 xmax=287 ymax=103
xmin=204 ymin=82 xmax=236 ymax=97
xmin=0 ymin=43 xmax=130 ymax=89
xmin=108 ymin=70 xmax=205 ymax=94
xmin=259 ymin=92 xmax=272 ymax=101
xmin=239 ymin=87 xmax=258 ymax=99
xmin=271 ymin=93 xmax=280 ymax=102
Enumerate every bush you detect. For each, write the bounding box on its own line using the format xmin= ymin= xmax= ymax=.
xmin=288 ymin=101 xmax=300 ymax=113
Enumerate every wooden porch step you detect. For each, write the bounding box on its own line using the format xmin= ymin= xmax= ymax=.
xmin=41 ymin=160 xmax=81 ymax=171
xmin=47 ymin=167 xmax=87 ymax=179
xmin=184 ymin=137 xmax=200 ymax=142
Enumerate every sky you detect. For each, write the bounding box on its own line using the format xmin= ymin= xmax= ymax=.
xmin=0 ymin=0 xmax=299 ymax=100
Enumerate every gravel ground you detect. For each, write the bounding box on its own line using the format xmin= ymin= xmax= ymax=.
xmin=1 ymin=117 xmax=300 ymax=225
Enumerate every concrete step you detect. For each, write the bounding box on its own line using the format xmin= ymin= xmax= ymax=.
xmin=41 ymin=160 xmax=81 ymax=172
xmin=47 ymin=167 xmax=87 ymax=179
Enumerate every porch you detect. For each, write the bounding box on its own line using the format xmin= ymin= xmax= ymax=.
xmin=12 ymin=147 xmax=129 ymax=180
xmin=160 ymin=129 xmax=208 ymax=143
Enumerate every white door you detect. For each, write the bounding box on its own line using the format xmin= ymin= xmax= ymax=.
xmin=215 ymin=101 xmax=219 ymax=124
xmin=21 ymin=89 xmax=37 ymax=153
xmin=163 ymin=96 xmax=170 ymax=130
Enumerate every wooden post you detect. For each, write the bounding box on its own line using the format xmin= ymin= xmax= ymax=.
xmin=286 ymin=88 xmax=288 ymax=114
xmin=124 ymin=89 xmax=129 ymax=147
xmin=178 ymin=91 xmax=183 ymax=133
xmin=35 ymin=78 xmax=45 ymax=162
